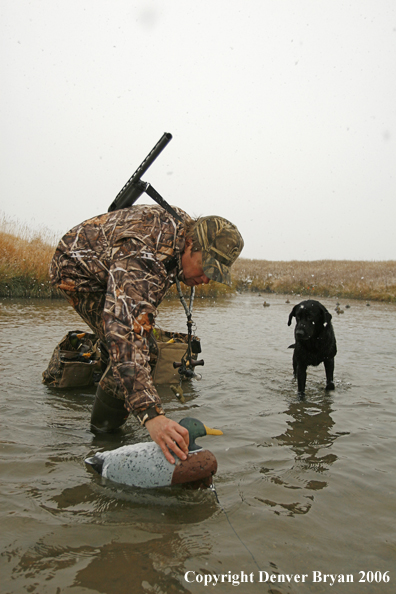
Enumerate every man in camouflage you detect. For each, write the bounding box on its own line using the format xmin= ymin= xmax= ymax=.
xmin=50 ymin=204 xmax=244 ymax=463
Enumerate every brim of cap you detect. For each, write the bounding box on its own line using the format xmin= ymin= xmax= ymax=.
xmin=202 ymin=252 xmax=232 ymax=286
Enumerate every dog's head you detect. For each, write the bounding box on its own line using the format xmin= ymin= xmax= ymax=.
xmin=288 ymin=300 xmax=332 ymax=340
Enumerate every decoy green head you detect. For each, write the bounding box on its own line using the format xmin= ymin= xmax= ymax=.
xmin=179 ymin=418 xmax=223 ymax=452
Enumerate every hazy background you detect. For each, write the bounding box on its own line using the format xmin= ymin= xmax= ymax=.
xmin=1 ymin=0 xmax=395 ymax=261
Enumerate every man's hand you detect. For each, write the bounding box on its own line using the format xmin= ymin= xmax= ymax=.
xmin=145 ymin=415 xmax=189 ymax=464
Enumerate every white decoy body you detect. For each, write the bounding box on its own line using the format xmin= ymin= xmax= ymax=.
xmin=85 ymin=417 xmax=222 ymax=489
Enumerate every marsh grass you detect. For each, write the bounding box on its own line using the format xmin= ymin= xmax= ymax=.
xmin=0 ymin=215 xmax=59 ymax=298
xmin=232 ymin=258 xmax=396 ymax=303
xmin=1 ymin=217 xmax=395 ymax=302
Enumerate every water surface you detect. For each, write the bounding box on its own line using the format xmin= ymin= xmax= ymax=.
xmin=0 ymin=294 xmax=395 ymax=593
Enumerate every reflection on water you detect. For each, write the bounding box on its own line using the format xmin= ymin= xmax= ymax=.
xmin=11 ymin=527 xmax=197 ymax=594
xmin=275 ymin=396 xmax=349 ymax=477
xmin=73 ymin=536 xmax=192 ymax=594
xmin=1 ymin=295 xmax=396 ymax=594
xmin=255 ymin=395 xmax=350 ymax=518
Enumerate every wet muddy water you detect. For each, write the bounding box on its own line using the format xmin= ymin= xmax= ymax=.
xmin=0 ymin=293 xmax=395 ymax=593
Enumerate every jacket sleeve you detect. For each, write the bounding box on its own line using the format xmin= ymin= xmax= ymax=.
xmin=102 ymin=242 xmax=169 ymax=418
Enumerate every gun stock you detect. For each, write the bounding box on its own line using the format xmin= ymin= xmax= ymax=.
xmin=108 ymin=132 xmax=172 ymax=212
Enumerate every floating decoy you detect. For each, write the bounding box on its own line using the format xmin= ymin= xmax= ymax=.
xmin=263 ymin=301 xmax=270 ymax=307
xmin=85 ymin=418 xmax=222 ymax=489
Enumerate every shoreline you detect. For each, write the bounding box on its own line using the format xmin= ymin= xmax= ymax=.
xmin=1 ymin=261 xmax=395 ymax=303
xmin=1 ymin=224 xmax=395 ymax=302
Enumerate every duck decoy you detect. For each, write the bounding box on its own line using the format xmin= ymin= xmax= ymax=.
xmin=85 ymin=418 xmax=222 ymax=489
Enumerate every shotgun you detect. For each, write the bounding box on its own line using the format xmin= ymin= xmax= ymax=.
xmin=108 ymin=132 xmax=181 ymax=222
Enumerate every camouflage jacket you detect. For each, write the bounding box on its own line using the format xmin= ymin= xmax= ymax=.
xmin=49 ymin=204 xmax=191 ymax=417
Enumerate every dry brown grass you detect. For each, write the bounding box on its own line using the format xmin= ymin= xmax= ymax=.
xmin=0 ymin=216 xmax=59 ymax=297
xmin=165 ymin=279 xmax=231 ymax=299
xmin=232 ymin=258 xmax=396 ymax=302
xmin=1 ymin=217 xmax=395 ymax=302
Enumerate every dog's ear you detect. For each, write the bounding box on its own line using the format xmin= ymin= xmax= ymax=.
xmin=288 ymin=306 xmax=297 ymax=326
xmin=320 ymin=304 xmax=332 ymax=326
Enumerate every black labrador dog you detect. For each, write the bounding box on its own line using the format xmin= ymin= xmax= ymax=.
xmin=288 ymin=299 xmax=337 ymax=396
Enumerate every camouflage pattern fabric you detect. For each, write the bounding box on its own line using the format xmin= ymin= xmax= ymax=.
xmin=50 ymin=205 xmax=190 ymax=418
xmin=194 ymin=216 xmax=244 ymax=285
xmin=57 ymin=290 xmax=123 ymax=398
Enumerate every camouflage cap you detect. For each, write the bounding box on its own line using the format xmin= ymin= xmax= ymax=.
xmin=193 ymin=216 xmax=244 ymax=286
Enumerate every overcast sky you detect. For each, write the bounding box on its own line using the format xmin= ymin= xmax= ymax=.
xmin=1 ymin=1 xmax=395 ymax=261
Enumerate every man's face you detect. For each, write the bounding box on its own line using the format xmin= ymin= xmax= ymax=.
xmin=180 ymin=241 xmax=211 ymax=287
